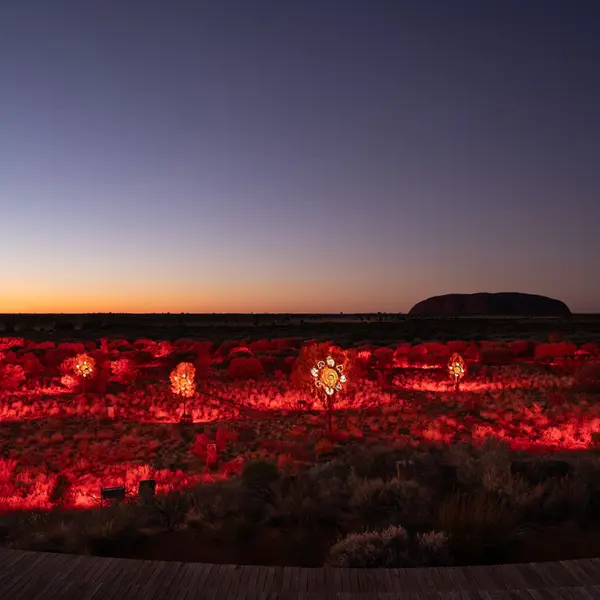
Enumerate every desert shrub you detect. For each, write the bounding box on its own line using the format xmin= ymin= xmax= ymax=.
xmin=250 ymin=339 xmax=274 ymax=354
xmin=269 ymin=474 xmax=324 ymax=527
xmin=345 ymin=446 xmax=403 ymax=480
xmin=408 ymin=344 xmax=428 ymax=363
xmin=480 ymin=346 xmax=513 ymax=365
xmin=580 ymin=343 xmax=600 ymax=356
xmin=422 ymin=342 xmax=450 ymax=358
xmin=434 ymin=489 xmax=521 ymax=563
xmin=326 ymin=525 xmax=449 ymax=567
xmin=48 ymin=474 xmax=74 ymax=508
xmin=536 ymin=478 xmax=589 ymax=523
xmin=110 ymin=358 xmax=138 ymax=382
xmin=193 ymin=354 xmax=213 ymax=379
xmin=189 ymin=433 xmax=213 ymax=458
xmin=216 ymin=340 xmax=240 ymax=358
xmin=372 ymin=347 xmax=394 ymax=369
xmin=228 ymin=346 xmax=253 ymax=359
xmin=34 ymin=341 xmax=55 ymax=351
xmin=0 ymin=363 xmax=26 ymax=389
xmin=574 ymin=362 xmax=600 ymax=392
xmin=152 ymin=490 xmax=189 ymax=530
xmin=535 ymin=342 xmax=577 ymax=360
xmin=272 ymin=337 xmax=302 ymax=351
xmin=190 ymin=341 xmax=213 ymax=356
xmin=446 ymin=341 xmax=468 ymax=354
xmin=134 ymin=351 xmax=154 ymax=365
xmin=227 ymin=357 xmax=264 ymax=380
xmin=326 ymin=525 xmax=409 ymax=567
xmin=509 ymin=340 xmax=534 ymax=357
xmin=349 ymin=476 xmax=432 ymax=530
xmin=393 ymin=342 xmax=411 ymax=357
xmin=187 ymin=482 xmax=241 ymax=525
xmin=19 ymin=353 xmax=43 ymax=377
xmin=446 ymin=438 xmax=515 ymax=496
xmin=242 ymin=460 xmax=279 ymax=490
xmin=57 ymin=342 xmax=85 ymax=354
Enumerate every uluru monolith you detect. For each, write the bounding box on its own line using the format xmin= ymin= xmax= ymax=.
xmin=408 ymin=292 xmax=571 ymax=317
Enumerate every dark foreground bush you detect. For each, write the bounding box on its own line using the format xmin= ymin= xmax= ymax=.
xmin=2 ymin=441 xmax=600 ymax=567
xmin=326 ymin=525 xmax=450 ymax=567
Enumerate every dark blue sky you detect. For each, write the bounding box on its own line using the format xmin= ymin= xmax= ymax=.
xmin=1 ymin=1 xmax=599 ymax=313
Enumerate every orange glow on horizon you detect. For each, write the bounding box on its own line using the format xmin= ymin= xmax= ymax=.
xmin=0 ymin=273 xmax=417 ymax=314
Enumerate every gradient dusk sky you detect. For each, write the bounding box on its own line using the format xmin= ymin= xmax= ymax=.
xmin=1 ymin=1 xmax=599 ymax=314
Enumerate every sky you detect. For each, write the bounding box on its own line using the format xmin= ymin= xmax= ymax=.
xmin=1 ymin=1 xmax=599 ymax=314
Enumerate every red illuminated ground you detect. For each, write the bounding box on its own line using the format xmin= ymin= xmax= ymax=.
xmin=1 ymin=336 xmax=600 ymax=513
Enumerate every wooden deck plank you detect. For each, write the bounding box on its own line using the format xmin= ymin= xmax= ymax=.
xmin=121 ymin=558 xmax=164 ymax=600
xmin=34 ymin=554 xmax=90 ymax=600
xmin=338 ymin=564 xmax=351 ymax=593
xmin=531 ymin=562 xmax=581 ymax=588
xmin=3 ymin=548 xmax=600 ymax=599
xmin=116 ymin=558 xmax=157 ymax=600
xmin=575 ymin=560 xmax=600 ymax=584
xmin=519 ymin=563 xmax=561 ymax=589
xmin=8 ymin=551 xmax=70 ymax=600
xmin=478 ymin=566 xmax=511 ymax=591
xmin=559 ymin=562 xmax=596 ymax=587
xmin=181 ymin=562 xmax=209 ymax=600
xmin=205 ymin=562 xmax=228 ymax=592
xmin=90 ymin=556 xmax=138 ymax=600
xmin=164 ymin=563 xmax=196 ymax=600
xmin=133 ymin=560 xmax=170 ymax=600
xmin=464 ymin=565 xmax=502 ymax=592
xmin=150 ymin=561 xmax=187 ymax=600
xmin=287 ymin=566 xmax=301 ymax=593
xmin=26 ymin=552 xmax=87 ymax=600
xmin=216 ymin=564 xmax=239 ymax=597
xmin=561 ymin=587 xmax=597 ymax=600
xmin=82 ymin=556 xmax=120 ymax=590
xmin=298 ymin=567 xmax=309 ymax=593
xmin=429 ymin=567 xmax=457 ymax=594
xmin=347 ymin=567 xmax=361 ymax=592
xmin=528 ymin=590 xmax=562 ymax=600
xmin=0 ymin=549 xmax=48 ymax=588
xmin=495 ymin=563 xmax=530 ymax=590
xmin=0 ymin=551 xmax=55 ymax=597
xmin=445 ymin=565 xmax=476 ymax=591
xmin=235 ymin=565 xmax=256 ymax=595
xmin=414 ymin=564 xmax=439 ymax=595
xmin=186 ymin=564 xmax=217 ymax=600
xmin=355 ymin=566 xmax=368 ymax=592
xmin=12 ymin=551 xmax=68 ymax=600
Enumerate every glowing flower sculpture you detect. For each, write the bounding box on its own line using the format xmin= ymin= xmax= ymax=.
xmin=72 ymin=353 xmax=95 ymax=393
xmin=448 ymin=353 xmax=466 ymax=391
xmin=73 ymin=353 xmax=95 ymax=378
xmin=170 ymin=362 xmax=196 ymax=422
xmin=311 ymin=355 xmax=347 ymax=432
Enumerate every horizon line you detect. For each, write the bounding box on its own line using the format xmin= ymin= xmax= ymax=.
xmin=0 ymin=312 xmax=595 ymax=317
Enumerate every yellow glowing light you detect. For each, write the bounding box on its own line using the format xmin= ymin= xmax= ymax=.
xmin=448 ymin=353 xmax=466 ymax=380
xmin=73 ymin=353 xmax=95 ymax=378
xmin=170 ymin=362 xmax=196 ymax=398
xmin=311 ymin=355 xmax=347 ymax=396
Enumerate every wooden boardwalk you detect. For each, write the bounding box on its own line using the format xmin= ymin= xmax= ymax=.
xmin=1 ymin=548 xmax=600 ymax=599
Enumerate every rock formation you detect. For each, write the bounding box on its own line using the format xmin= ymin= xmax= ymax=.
xmin=408 ymin=292 xmax=571 ymax=317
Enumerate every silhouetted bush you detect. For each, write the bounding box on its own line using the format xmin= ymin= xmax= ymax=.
xmin=227 ymin=357 xmax=265 ymax=380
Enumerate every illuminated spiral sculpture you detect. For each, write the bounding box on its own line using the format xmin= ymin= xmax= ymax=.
xmin=311 ymin=355 xmax=347 ymax=432
xmin=448 ymin=353 xmax=466 ymax=391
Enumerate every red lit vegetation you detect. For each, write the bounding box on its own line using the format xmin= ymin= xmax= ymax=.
xmin=1 ymin=335 xmax=600 ymax=566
